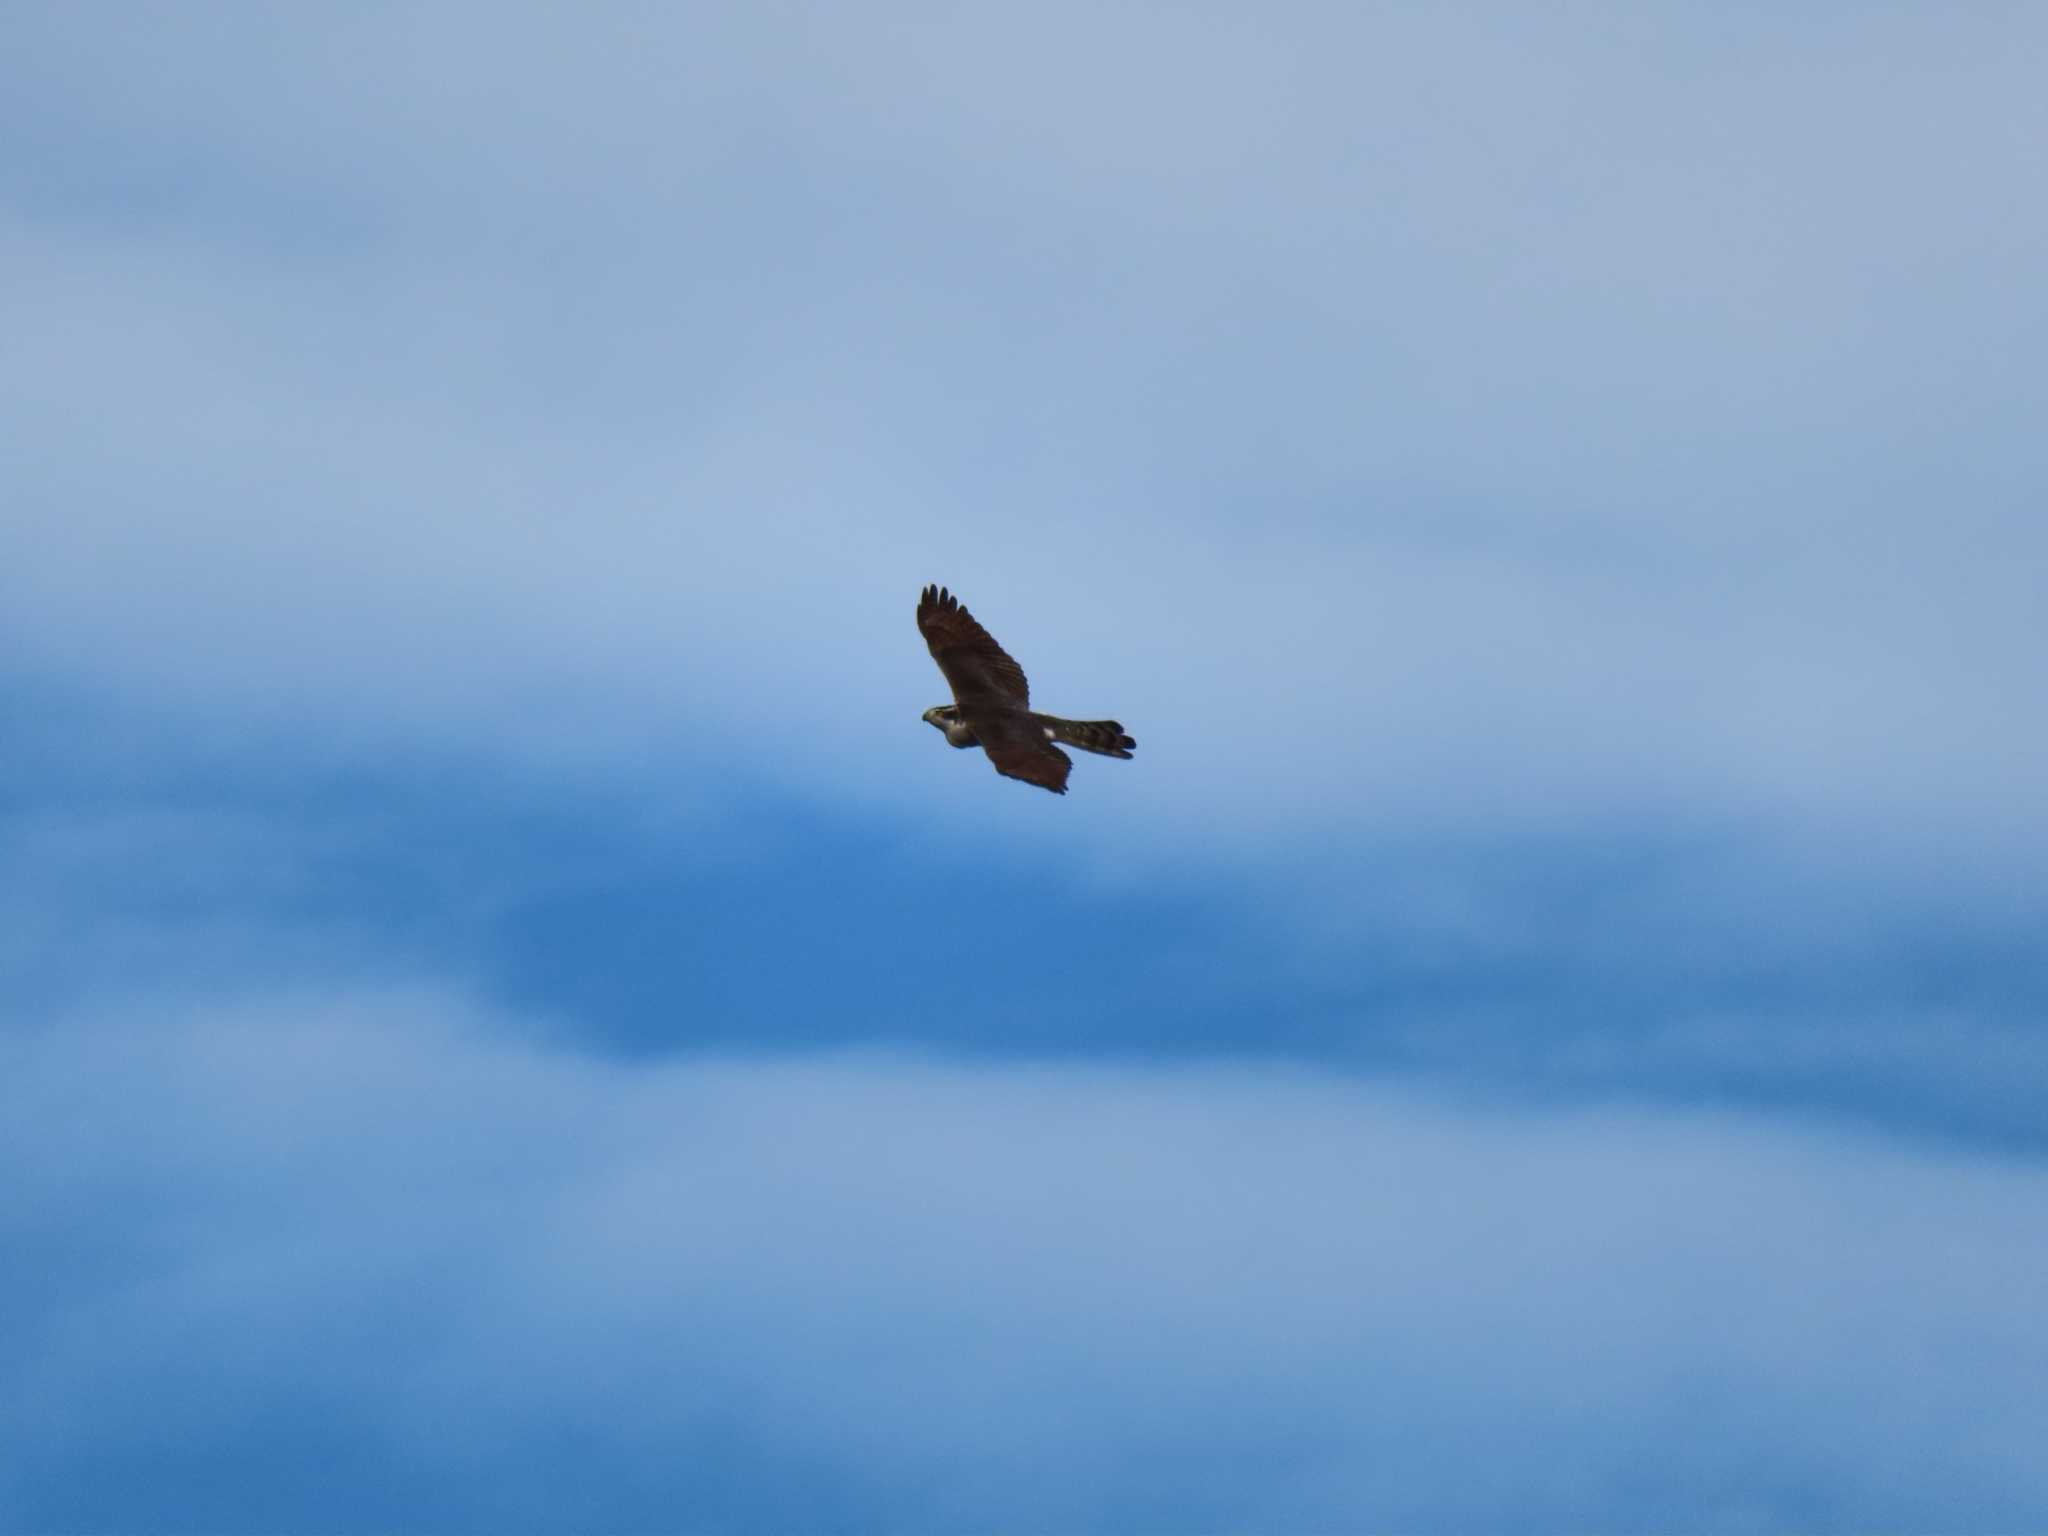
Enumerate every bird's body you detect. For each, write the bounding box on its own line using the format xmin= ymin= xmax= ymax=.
xmin=916 ymin=585 xmax=1135 ymax=795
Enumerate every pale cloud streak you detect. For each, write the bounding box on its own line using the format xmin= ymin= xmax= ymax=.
xmin=3 ymin=4 xmax=2045 ymax=846
xmin=6 ymin=984 xmax=2046 ymax=1531
xmin=4 ymin=10 xmax=2046 ymax=1525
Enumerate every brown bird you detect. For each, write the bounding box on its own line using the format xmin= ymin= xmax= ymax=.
xmin=917 ymin=584 xmax=1136 ymax=795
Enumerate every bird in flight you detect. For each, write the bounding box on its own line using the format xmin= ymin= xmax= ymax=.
xmin=917 ymin=584 xmax=1136 ymax=795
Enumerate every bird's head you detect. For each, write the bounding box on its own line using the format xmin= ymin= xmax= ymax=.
xmin=922 ymin=704 xmax=976 ymax=748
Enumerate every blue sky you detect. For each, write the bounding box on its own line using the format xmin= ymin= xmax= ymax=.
xmin=4 ymin=4 xmax=2046 ymax=1530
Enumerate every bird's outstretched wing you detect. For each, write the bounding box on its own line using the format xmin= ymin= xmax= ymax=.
xmin=975 ymin=714 xmax=1074 ymax=795
xmin=918 ymin=585 xmax=1030 ymax=708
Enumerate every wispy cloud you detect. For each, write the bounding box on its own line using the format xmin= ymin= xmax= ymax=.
xmin=6 ymin=984 xmax=2045 ymax=1531
xmin=5 ymin=5 xmax=2046 ymax=1527
xmin=5 ymin=4 xmax=2044 ymax=839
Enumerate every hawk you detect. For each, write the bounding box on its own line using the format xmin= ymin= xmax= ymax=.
xmin=917 ymin=584 xmax=1136 ymax=795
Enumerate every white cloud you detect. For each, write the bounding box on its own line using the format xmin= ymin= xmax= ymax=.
xmin=4 ymin=4 xmax=2046 ymax=851
xmin=4 ymin=985 xmax=2045 ymax=1529
xmin=7 ymin=16 xmax=2044 ymax=1523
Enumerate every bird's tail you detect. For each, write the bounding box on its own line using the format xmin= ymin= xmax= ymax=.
xmin=1033 ymin=714 xmax=1136 ymax=759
